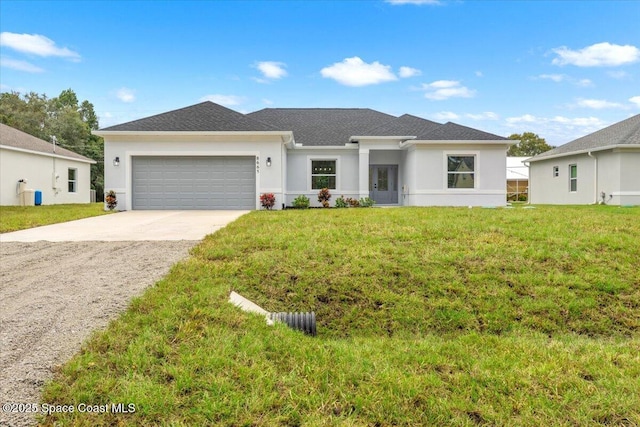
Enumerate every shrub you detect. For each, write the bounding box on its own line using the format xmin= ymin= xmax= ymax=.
xmin=292 ymin=195 xmax=310 ymax=209
xmin=335 ymin=196 xmax=348 ymax=208
xmin=345 ymin=197 xmax=360 ymax=208
xmin=105 ymin=190 xmax=117 ymax=211
xmin=359 ymin=197 xmax=375 ymax=207
xmin=260 ymin=193 xmax=276 ymax=210
xmin=317 ymin=188 xmax=331 ymax=208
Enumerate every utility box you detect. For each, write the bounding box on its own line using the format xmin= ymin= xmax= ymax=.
xmin=21 ymin=189 xmax=35 ymax=206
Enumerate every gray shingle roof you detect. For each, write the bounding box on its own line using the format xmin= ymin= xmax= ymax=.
xmin=99 ymin=101 xmax=278 ymax=132
xmin=530 ymin=114 xmax=640 ymax=161
xmin=419 ymin=122 xmax=507 ymax=141
xmin=368 ymin=114 xmax=441 ymax=138
xmin=0 ymin=123 xmax=95 ymax=162
xmin=247 ymin=108 xmax=397 ymax=146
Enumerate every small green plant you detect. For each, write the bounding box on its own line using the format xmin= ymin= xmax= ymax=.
xmin=317 ymin=188 xmax=331 ymax=208
xmin=359 ymin=197 xmax=375 ymax=207
xmin=105 ymin=190 xmax=117 ymax=211
xmin=292 ymin=194 xmax=310 ymax=209
xmin=335 ymin=196 xmax=348 ymax=208
xmin=260 ymin=193 xmax=276 ymax=210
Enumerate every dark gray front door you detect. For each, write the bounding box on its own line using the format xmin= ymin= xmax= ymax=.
xmin=132 ymin=156 xmax=255 ymax=210
xmin=369 ymin=165 xmax=398 ymax=204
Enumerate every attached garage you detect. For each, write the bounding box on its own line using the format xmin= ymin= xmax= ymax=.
xmin=132 ymin=156 xmax=256 ymax=210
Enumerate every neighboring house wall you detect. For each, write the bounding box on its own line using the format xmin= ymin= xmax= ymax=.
xmin=0 ymin=147 xmax=92 ymax=205
xmin=104 ymin=133 xmax=285 ymax=210
xmin=404 ymin=144 xmax=508 ymax=206
xmin=529 ymin=154 xmax=596 ymax=205
xmin=618 ymin=150 xmax=640 ymax=205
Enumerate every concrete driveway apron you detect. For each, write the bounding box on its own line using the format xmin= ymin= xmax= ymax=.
xmin=0 ymin=210 xmax=249 ymax=242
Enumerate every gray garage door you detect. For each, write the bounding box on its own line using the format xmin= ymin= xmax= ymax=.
xmin=132 ymin=156 xmax=256 ymax=210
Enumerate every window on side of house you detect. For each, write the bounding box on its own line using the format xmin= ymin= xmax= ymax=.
xmin=311 ymin=160 xmax=336 ymax=189
xmin=553 ymin=166 xmax=559 ymax=177
xmin=569 ymin=164 xmax=577 ymax=192
xmin=447 ymin=155 xmax=475 ymax=189
xmin=68 ymin=168 xmax=77 ymax=193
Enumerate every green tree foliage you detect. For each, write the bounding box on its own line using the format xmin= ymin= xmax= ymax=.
xmin=507 ymin=132 xmax=554 ymax=156
xmin=0 ymin=89 xmax=105 ymax=199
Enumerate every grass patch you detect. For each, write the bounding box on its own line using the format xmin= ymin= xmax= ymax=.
xmin=41 ymin=206 xmax=640 ymax=426
xmin=0 ymin=203 xmax=111 ymax=233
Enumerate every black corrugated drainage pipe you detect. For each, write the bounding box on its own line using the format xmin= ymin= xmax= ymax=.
xmin=270 ymin=312 xmax=317 ymax=336
xmin=229 ymin=291 xmax=317 ymax=336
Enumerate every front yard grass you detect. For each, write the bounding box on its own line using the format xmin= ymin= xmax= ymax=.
xmin=41 ymin=206 xmax=640 ymax=426
xmin=0 ymin=203 xmax=111 ymax=233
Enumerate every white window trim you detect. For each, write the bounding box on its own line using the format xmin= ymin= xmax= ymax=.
xmin=68 ymin=168 xmax=78 ymax=193
xmin=569 ymin=164 xmax=577 ymax=192
xmin=308 ymin=156 xmax=340 ymax=191
xmin=443 ymin=151 xmax=479 ymax=190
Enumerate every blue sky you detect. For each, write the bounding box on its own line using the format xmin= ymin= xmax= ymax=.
xmin=1 ymin=0 xmax=639 ymax=145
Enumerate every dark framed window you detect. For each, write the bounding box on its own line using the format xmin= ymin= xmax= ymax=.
xmin=447 ymin=155 xmax=475 ymax=189
xmin=311 ymin=160 xmax=336 ymax=189
xmin=68 ymin=168 xmax=77 ymax=193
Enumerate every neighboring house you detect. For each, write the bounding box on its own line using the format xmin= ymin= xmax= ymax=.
xmin=0 ymin=123 xmax=96 ymax=206
xmin=527 ymin=114 xmax=640 ymax=206
xmin=506 ymin=157 xmax=529 ymax=201
xmin=94 ymin=101 xmax=514 ymax=210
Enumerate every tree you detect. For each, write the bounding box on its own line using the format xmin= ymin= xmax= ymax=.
xmin=507 ymin=132 xmax=554 ymax=156
xmin=0 ymin=89 xmax=105 ymax=200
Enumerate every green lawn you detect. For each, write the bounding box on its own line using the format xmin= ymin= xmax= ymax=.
xmin=0 ymin=203 xmax=111 ymax=233
xmin=40 ymin=206 xmax=640 ymax=426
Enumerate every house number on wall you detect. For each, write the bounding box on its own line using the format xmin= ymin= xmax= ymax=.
xmin=256 ymin=157 xmax=260 ymax=173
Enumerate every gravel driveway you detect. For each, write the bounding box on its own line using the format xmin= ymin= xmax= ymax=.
xmin=0 ymin=211 xmax=246 ymax=427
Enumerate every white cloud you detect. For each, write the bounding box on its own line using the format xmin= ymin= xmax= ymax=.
xmin=574 ymin=98 xmax=624 ymax=109
xmin=629 ymin=96 xmax=640 ymax=108
xmin=475 ymin=71 xmax=483 ymax=77
xmin=399 ymin=66 xmax=421 ymax=78
xmin=262 ymin=99 xmax=274 ymax=105
xmin=506 ymin=114 xmax=605 ymax=128
xmin=433 ymin=111 xmax=460 ymax=121
xmin=0 ymin=32 xmax=80 ymax=61
xmin=537 ymin=74 xmax=566 ymax=82
xmin=386 ymin=0 xmax=442 ymax=4
xmin=200 ymin=94 xmax=244 ymax=106
xmin=321 ymin=57 xmax=397 ymax=87
xmin=116 ymin=88 xmax=136 ymax=103
xmin=552 ymin=42 xmax=640 ymax=67
xmin=0 ymin=57 xmax=44 ymax=73
xmin=255 ymin=61 xmax=287 ymax=80
xmin=535 ymin=74 xmax=592 ymax=87
xmin=421 ymin=80 xmax=475 ymax=100
xmin=466 ymin=112 xmax=499 ymax=120
xmin=608 ymin=70 xmax=629 ymax=79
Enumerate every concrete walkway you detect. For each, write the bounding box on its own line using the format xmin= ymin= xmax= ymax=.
xmin=0 ymin=210 xmax=249 ymax=242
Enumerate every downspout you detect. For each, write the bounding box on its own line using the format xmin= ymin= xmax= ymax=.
xmin=523 ymin=160 xmax=531 ymax=204
xmin=587 ymin=152 xmax=597 ymax=204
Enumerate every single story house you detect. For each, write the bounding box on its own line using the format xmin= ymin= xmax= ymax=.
xmin=94 ymin=101 xmax=514 ymax=210
xmin=506 ymin=157 xmax=529 ymax=201
xmin=527 ymin=114 xmax=640 ymax=205
xmin=0 ymin=123 xmax=96 ymax=206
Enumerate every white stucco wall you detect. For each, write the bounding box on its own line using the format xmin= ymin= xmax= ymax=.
xmin=103 ymin=133 xmax=286 ymax=210
xmin=0 ymin=148 xmax=93 ymax=205
xmin=403 ymin=144 xmax=509 ymax=207
xmin=285 ymin=148 xmax=359 ymax=207
xmin=529 ymin=149 xmax=639 ymax=205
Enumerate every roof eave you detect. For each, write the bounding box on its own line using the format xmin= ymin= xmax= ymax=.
xmin=527 ymin=144 xmax=640 ymax=162
xmin=400 ymin=139 xmax=514 ymax=148
xmin=348 ymin=135 xmax=417 ymax=142
xmin=93 ymin=130 xmax=293 ymax=137
xmin=0 ymin=144 xmax=96 ymax=164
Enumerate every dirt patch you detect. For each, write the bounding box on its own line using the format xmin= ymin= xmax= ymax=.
xmin=0 ymin=241 xmax=196 ymax=427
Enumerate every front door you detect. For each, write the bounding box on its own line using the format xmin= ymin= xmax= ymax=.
xmin=369 ymin=165 xmax=398 ymax=204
